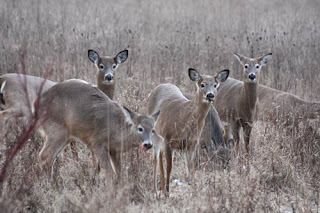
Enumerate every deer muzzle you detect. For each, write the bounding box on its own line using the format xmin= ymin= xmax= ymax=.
xmin=206 ymin=93 xmax=215 ymax=101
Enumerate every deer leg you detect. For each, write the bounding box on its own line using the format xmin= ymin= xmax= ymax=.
xmin=153 ymin=148 xmax=158 ymax=194
xmin=231 ymin=121 xmax=241 ymax=155
xmin=91 ymin=144 xmax=112 ymax=177
xmin=165 ymin=145 xmax=173 ymax=196
xmin=38 ymin=124 xmax=69 ymax=180
xmin=0 ymin=109 xmax=17 ymax=133
xmin=109 ymin=150 xmax=121 ymax=178
xmin=243 ymin=123 xmax=252 ymax=153
xmin=159 ymin=151 xmax=165 ymax=192
xmin=184 ymin=143 xmax=198 ymax=183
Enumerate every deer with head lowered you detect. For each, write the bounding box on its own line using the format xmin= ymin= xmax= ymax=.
xmin=37 ymin=80 xmax=159 ymax=177
xmin=147 ymin=68 xmax=229 ymax=196
xmin=214 ymin=53 xmax=272 ymax=154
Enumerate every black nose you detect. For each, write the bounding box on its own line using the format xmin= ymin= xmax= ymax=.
xmin=206 ymin=93 xmax=215 ymax=100
xmin=144 ymin=143 xmax=152 ymax=150
xmin=248 ymin=73 xmax=256 ymax=80
xmin=105 ymin=74 xmax=113 ymax=81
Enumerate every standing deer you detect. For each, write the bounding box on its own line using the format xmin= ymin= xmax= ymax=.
xmin=37 ymin=80 xmax=158 ymax=177
xmin=184 ymin=94 xmax=227 ymax=160
xmin=214 ymin=53 xmax=272 ymax=153
xmin=148 ymin=68 xmax=229 ymax=196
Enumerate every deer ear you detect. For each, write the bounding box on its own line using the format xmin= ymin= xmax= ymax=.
xmin=215 ymin=69 xmax=229 ymax=83
xmin=88 ymin=50 xmax=99 ymax=64
xmin=122 ymin=106 xmax=137 ymax=124
xmin=188 ymin=68 xmax=201 ymax=82
xmin=259 ymin=53 xmax=272 ymax=66
xmin=116 ymin=50 xmax=129 ymax=64
xmin=151 ymin=110 xmax=160 ymax=121
xmin=234 ymin=53 xmax=246 ymax=65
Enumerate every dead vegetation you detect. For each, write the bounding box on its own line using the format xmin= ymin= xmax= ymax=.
xmin=0 ymin=0 xmax=319 ymax=212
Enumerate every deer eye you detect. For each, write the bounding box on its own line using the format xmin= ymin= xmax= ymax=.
xmin=200 ymin=83 xmax=205 ymax=88
xmin=255 ymin=64 xmax=260 ymax=69
xmin=99 ymin=64 xmax=104 ymax=70
xmin=152 ymin=129 xmax=155 ymax=134
xmin=244 ymin=64 xmax=249 ymax=69
xmin=112 ymin=64 xmax=117 ymax=70
xmin=138 ymin=127 xmax=144 ymax=133
xmin=213 ymin=84 xmax=217 ymax=88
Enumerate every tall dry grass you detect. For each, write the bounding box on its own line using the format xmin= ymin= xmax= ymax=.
xmin=0 ymin=0 xmax=319 ymax=212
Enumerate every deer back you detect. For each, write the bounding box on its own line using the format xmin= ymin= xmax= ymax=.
xmin=0 ymin=74 xmax=56 ymax=115
xmin=40 ymin=81 xmax=130 ymax=146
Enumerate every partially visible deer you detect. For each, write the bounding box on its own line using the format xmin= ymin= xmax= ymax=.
xmin=0 ymin=74 xmax=56 ymax=131
xmin=88 ymin=49 xmax=128 ymax=100
xmin=214 ymin=53 xmax=272 ymax=153
xmin=148 ymin=68 xmax=229 ymax=196
xmin=184 ymin=93 xmax=227 ymax=160
xmin=0 ymin=49 xmax=129 ymax=159
xmin=257 ymin=85 xmax=320 ymax=125
xmin=0 ymin=49 xmax=128 ymax=128
xmin=37 ymin=80 xmax=158 ymax=177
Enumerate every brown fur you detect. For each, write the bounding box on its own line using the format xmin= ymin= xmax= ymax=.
xmin=184 ymin=93 xmax=227 ymax=159
xmin=147 ymin=69 xmax=229 ymax=196
xmin=0 ymin=74 xmax=56 ymax=130
xmin=37 ymin=80 xmax=157 ymax=177
xmin=88 ymin=49 xmax=128 ymax=100
xmin=214 ymin=53 xmax=272 ymax=153
xmin=257 ymin=84 xmax=320 ymax=124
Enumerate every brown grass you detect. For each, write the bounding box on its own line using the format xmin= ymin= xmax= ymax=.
xmin=0 ymin=0 xmax=320 ymax=212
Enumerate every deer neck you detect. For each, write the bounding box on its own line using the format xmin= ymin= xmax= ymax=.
xmin=117 ymin=123 xmax=138 ymax=151
xmin=240 ymin=82 xmax=257 ymax=111
xmin=97 ymin=77 xmax=115 ymax=100
xmin=189 ymin=90 xmax=211 ymax=135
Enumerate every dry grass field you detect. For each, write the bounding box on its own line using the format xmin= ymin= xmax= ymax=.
xmin=0 ymin=0 xmax=320 ymax=212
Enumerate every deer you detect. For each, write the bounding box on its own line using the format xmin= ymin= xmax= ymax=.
xmin=0 ymin=49 xmax=128 ymax=127
xmin=66 ymin=49 xmax=129 ymax=157
xmin=257 ymin=85 xmax=320 ymax=126
xmin=184 ymin=94 xmax=228 ymax=161
xmin=0 ymin=74 xmax=56 ymax=132
xmin=0 ymin=49 xmax=129 ymax=158
xmin=147 ymin=68 xmax=229 ymax=196
xmin=87 ymin=49 xmax=128 ymax=100
xmin=36 ymin=79 xmax=159 ymax=178
xmin=214 ymin=53 xmax=272 ymax=154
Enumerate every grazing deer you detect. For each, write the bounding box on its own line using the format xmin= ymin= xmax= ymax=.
xmin=37 ymin=80 xmax=158 ymax=177
xmin=214 ymin=53 xmax=272 ymax=153
xmin=148 ymin=68 xmax=229 ymax=196
xmin=88 ymin=49 xmax=128 ymax=100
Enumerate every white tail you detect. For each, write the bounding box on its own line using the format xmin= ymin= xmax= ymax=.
xmin=147 ymin=68 xmax=229 ymax=196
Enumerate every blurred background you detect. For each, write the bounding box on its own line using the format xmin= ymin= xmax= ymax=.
xmin=1 ymin=0 xmax=319 ymax=100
